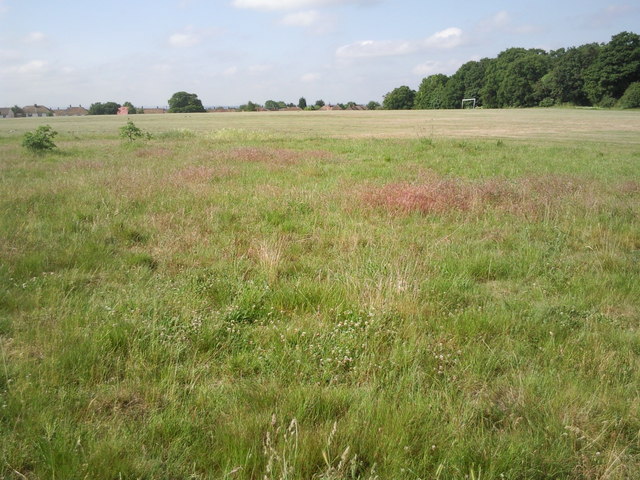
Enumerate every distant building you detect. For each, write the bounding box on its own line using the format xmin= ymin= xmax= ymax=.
xmin=0 ymin=108 xmax=15 ymax=118
xmin=52 ymin=106 xmax=88 ymax=116
xmin=22 ymin=104 xmax=52 ymax=117
xmin=319 ymin=105 xmax=342 ymax=111
xmin=117 ymin=106 xmax=129 ymax=115
xmin=141 ymin=107 xmax=166 ymax=114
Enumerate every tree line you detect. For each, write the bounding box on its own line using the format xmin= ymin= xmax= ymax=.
xmin=87 ymin=94 xmax=382 ymax=115
xmin=88 ymin=101 xmax=140 ymax=115
xmin=383 ymin=31 xmax=640 ymax=110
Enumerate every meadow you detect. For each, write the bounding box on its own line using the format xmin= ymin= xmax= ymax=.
xmin=1 ymin=109 xmax=639 ymax=479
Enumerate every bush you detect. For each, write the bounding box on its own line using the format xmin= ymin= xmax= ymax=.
xmin=598 ymin=96 xmax=617 ymax=108
xmin=539 ymin=97 xmax=555 ymax=107
xmin=22 ymin=125 xmax=57 ymax=153
xmin=119 ymin=120 xmax=151 ymax=141
xmin=618 ymin=82 xmax=640 ymax=109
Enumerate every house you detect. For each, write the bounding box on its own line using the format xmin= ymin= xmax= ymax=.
xmin=281 ymin=106 xmax=302 ymax=111
xmin=319 ymin=105 xmax=342 ymax=111
xmin=208 ymin=107 xmax=238 ymax=113
xmin=0 ymin=108 xmax=15 ymax=118
xmin=22 ymin=105 xmax=52 ymax=117
xmin=140 ymin=107 xmax=166 ymax=114
xmin=117 ymin=106 xmax=129 ymax=115
xmin=52 ymin=106 xmax=88 ymax=116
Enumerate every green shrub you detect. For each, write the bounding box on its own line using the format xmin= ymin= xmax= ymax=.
xmin=22 ymin=125 xmax=58 ymax=153
xmin=598 ymin=96 xmax=617 ymax=108
xmin=539 ymin=97 xmax=555 ymax=107
xmin=119 ymin=119 xmax=151 ymax=141
xmin=618 ymin=82 xmax=640 ymax=109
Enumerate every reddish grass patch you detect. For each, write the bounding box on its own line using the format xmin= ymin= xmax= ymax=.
xmin=169 ymin=165 xmax=234 ymax=185
xmin=363 ymin=175 xmax=590 ymax=217
xmin=618 ymin=180 xmax=640 ymax=195
xmin=135 ymin=147 xmax=172 ymax=159
xmin=223 ymin=147 xmax=332 ymax=165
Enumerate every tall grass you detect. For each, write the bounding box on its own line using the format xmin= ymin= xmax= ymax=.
xmin=1 ymin=114 xmax=639 ymax=479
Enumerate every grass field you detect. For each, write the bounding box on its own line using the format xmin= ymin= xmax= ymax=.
xmin=1 ymin=110 xmax=639 ymax=479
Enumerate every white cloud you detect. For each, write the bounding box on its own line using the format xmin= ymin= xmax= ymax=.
xmin=477 ymin=11 xmax=539 ymax=35
xmin=168 ymin=26 xmax=221 ymax=47
xmin=478 ymin=11 xmax=510 ymax=32
xmin=231 ymin=0 xmax=376 ymax=11
xmin=280 ymin=10 xmax=320 ymax=26
xmin=249 ymin=64 xmax=273 ymax=74
xmin=169 ymin=32 xmax=200 ymax=47
xmin=8 ymin=60 xmax=49 ymax=74
xmin=223 ymin=66 xmax=238 ymax=76
xmin=412 ymin=59 xmax=463 ymax=76
xmin=336 ymin=27 xmax=463 ymax=59
xmin=336 ymin=39 xmax=413 ymax=58
xmin=24 ymin=32 xmax=47 ymax=44
xmin=583 ymin=4 xmax=640 ymax=27
xmin=301 ymin=72 xmax=320 ymax=82
xmin=422 ymin=27 xmax=464 ymax=49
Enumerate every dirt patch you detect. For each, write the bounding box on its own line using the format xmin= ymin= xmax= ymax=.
xmin=618 ymin=180 xmax=640 ymax=195
xmin=363 ymin=174 xmax=590 ymax=217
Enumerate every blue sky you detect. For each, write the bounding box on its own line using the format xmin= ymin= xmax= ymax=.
xmin=1 ymin=0 xmax=638 ymax=108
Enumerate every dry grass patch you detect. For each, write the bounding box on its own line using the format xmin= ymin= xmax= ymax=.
xmin=223 ymin=147 xmax=332 ymax=166
xmin=134 ymin=147 xmax=172 ymax=159
xmin=363 ymin=174 xmax=594 ymax=218
xmin=168 ymin=165 xmax=236 ymax=187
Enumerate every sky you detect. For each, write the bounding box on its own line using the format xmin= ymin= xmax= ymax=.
xmin=1 ymin=0 xmax=639 ymax=108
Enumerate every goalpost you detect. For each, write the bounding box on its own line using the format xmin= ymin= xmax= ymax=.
xmin=461 ymin=98 xmax=476 ymax=109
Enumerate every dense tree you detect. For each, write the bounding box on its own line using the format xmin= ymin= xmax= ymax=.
xmin=545 ymin=44 xmax=600 ymax=105
xmin=383 ymin=86 xmax=415 ymax=110
xmin=367 ymin=101 xmax=381 ymax=110
xmin=445 ymin=59 xmax=489 ymax=108
xmin=264 ymin=100 xmax=280 ymax=110
xmin=584 ymin=31 xmax=640 ymax=105
xmin=414 ymin=74 xmax=450 ymax=109
xmin=298 ymin=97 xmax=307 ymax=109
xmin=314 ymin=99 xmax=325 ymax=108
xmin=88 ymin=102 xmax=121 ymax=115
xmin=497 ymin=50 xmax=550 ymax=107
xmin=11 ymin=105 xmax=25 ymax=117
xmin=618 ymin=82 xmax=640 ymax=108
xmin=122 ymin=101 xmax=138 ymax=114
xmin=239 ymin=101 xmax=259 ymax=112
xmin=383 ymin=30 xmax=637 ymax=110
xmin=167 ymin=91 xmax=206 ymax=113
xmin=479 ymin=48 xmax=551 ymax=107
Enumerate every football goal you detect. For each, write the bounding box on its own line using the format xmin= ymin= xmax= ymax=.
xmin=461 ymin=98 xmax=476 ymax=109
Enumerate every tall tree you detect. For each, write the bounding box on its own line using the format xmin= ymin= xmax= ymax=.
xmin=481 ymin=48 xmax=550 ymax=107
xmin=414 ymin=74 xmax=450 ymax=109
xmin=545 ymin=44 xmax=601 ymax=105
xmin=298 ymin=97 xmax=307 ymax=109
xmin=383 ymin=86 xmax=416 ymax=110
xmin=584 ymin=31 xmax=640 ymax=105
xmin=122 ymin=101 xmax=138 ymax=114
xmin=497 ymin=50 xmax=550 ymax=107
xmin=88 ymin=102 xmax=121 ymax=115
xmin=167 ymin=91 xmax=206 ymax=113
